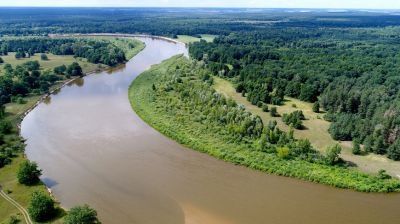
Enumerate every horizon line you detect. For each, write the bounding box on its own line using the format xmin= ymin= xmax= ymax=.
xmin=0 ymin=6 xmax=399 ymax=11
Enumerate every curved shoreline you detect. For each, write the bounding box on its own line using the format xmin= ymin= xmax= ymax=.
xmin=128 ymin=55 xmax=400 ymax=193
xmin=3 ymin=34 xmax=147 ymax=221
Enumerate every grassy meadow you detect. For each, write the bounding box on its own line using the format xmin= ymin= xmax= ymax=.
xmin=175 ymin=35 xmax=217 ymax=44
xmin=212 ymin=77 xmax=400 ymax=177
xmin=0 ymin=53 xmax=103 ymax=74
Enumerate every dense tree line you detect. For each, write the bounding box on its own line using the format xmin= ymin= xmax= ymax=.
xmin=190 ymin=28 xmax=400 ymax=160
xmin=0 ymin=37 xmax=126 ymax=66
xmin=1 ymin=8 xmax=400 ymax=37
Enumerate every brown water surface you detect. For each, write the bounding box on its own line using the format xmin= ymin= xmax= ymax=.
xmin=21 ymin=37 xmax=400 ymax=224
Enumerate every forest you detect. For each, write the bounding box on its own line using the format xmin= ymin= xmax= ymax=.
xmin=1 ymin=8 xmax=400 ymax=37
xmin=130 ymin=55 xmax=400 ymax=192
xmin=189 ymin=27 xmax=400 ymax=161
xmin=0 ymin=37 xmax=126 ymax=66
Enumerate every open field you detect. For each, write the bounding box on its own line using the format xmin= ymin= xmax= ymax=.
xmin=175 ymin=34 xmax=217 ymax=44
xmin=212 ymin=76 xmax=400 ymax=178
xmin=0 ymin=53 xmax=103 ymax=74
xmin=0 ymin=156 xmax=64 ymax=224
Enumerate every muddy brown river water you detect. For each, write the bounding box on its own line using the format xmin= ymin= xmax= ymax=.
xmin=21 ymin=37 xmax=400 ymax=224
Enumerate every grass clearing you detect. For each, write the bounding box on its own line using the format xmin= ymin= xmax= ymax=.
xmin=212 ymin=76 xmax=400 ymax=177
xmin=175 ymin=34 xmax=217 ymax=44
xmin=0 ymin=156 xmax=64 ymax=224
xmin=0 ymin=53 xmax=102 ymax=74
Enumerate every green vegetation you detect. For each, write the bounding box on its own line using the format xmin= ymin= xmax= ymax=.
xmin=282 ymin=110 xmax=305 ymax=129
xmin=0 ymin=53 xmax=100 ymax=74
xmin=28 ymin=191 xmax=56 ymax=222
xmin=17 ymin=160 xmax=42 ymax=186
xmin=83 ymin=36 xmax=145 ymax=60
xmin=175 ymin=35 xmax=217 ymax=44
xmin=129 ymin=55 xmax=400 ymax=192
xmin=0 ymin=36 xmax=144 ymax=223
xmin=190 ymin=29 xmax=400 ymax=161
xmin=64 ymin=205 xmax=101 ymax=224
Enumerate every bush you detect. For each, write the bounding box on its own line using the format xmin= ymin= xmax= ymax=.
xmin=388 ymin=140 xmax=400 ymax=161
xmin=17 ymin=160 xmax=42 ymax=185
xmin=67 ymin=62 xmax=83 ymax=76
xmin=0 ymin=57 xmax=3 ymax=64
xmin=0 ymin=120 xmax=13 ymax=134
xmin=40 ymin=53 xmax=48 ymax=60
xmin=7 ymin=216 xmax=19 ymax=224
xmin=312 ymin=101 xmax=320 ymax=113
xmin=352 ymin=140 xmax=361 ymax=155
xmin=282 ymin=110 xmax=305 ymax=129
xmin=28 ymin=191 xmax=55 ymax=222
xmin=54 ymin=65 xmax=67 ymax=74
xmin=277 ymin=147 xmax=290 ymax=159
xmin=262 ymin=104 xmax=269 ymax=112
xmin=325 ymin=144 xmax=342 ymax=165
xmin=270 ymin=107 xmax=278 ymax=117
xmin=377 ymin=169 xmax=391 ymax=180
xmin=64 ymin=205 xmax=101 ymax=224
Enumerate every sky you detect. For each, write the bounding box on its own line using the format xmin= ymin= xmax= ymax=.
xmin=0 ymin=0 xmax=400 ymax=9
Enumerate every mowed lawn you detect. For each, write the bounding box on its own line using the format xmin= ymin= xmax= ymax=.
xmin=0 ymin=52 xmax=102 ymax=74
xmin=212 ymin=76 xmax=400 ymax=177
xmin=176 ymin=34 xmax=217 ymax=44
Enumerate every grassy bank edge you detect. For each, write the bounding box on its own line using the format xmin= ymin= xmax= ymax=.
xmin=128 ymin=55 xmax=400 ymax=193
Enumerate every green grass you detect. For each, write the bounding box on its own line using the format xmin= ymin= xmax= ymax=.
xmin=213 ymin=76 xmax=336 ymax=151
xmin=175 ymin=34 xmax=217 ymax=44
xmin=212 ymin=77 xmax=400 ymax=177
xmin=129 ymin=55 xmax=400 ymax=193
xmin=0 ymin=156 xmax=65 ymax=224
xmin=0 ymin=53 xmax=102 ymax=74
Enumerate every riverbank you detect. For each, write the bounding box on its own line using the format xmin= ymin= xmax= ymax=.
xmin=129 ymin=55 xmax=400 ymax=193
xmin=0 ymin=36 xmax=145 ymax=223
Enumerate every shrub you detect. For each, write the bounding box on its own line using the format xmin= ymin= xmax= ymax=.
xmin=277 ymin=147 xmax=290 ymax=159
xmin=262 ymin=104 xmax=269 ymax=112
xmin=270 ymin=107 xmax=278 ymax=117
xmin=67 ymin=62 xmax=83 ymax=76
xmin=28 ymin=191 xmax=55 ymax=222
xmin=312 ymin=101 xmax=320 ymax=113
xmin=352 ymin=140 xmax=361 ymax=155
xmin=388 ymin=140 xmax=400 ymax=161
xmin=7 ymin=216 xmax=19 ymax=224
xmin=282 ymin=110 xmax=305 ymax=129
xmin=0 ymin=120 xmax=13 ymax=134
xmin=40 ymin=53 xmax=48 ymax=60
xmin=377 ymin=169 xmax=391 ymax=180
xmin=17 ymin=160 xmax=42 ymax=185
xmin=64 ymin=205 xmax=101 ymax=224
xmin=325 ymin=144 xmax=342 ymax=165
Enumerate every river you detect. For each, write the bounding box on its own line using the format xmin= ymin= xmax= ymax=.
xmin=21 ymin=37 xmax=400 ymax=224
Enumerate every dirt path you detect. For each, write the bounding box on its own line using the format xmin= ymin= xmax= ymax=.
xmin=0 ymin=186 xmax=33 ymax=224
